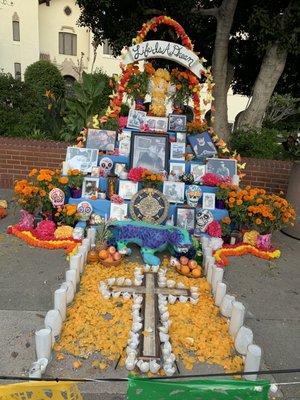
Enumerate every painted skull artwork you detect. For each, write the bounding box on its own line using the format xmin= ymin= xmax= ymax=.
xmin=185 ymin=185 xmax=202 ymax=207
xmin=77 ymin=201 xmax=93 ymax=221
xmin=195 ymin=209 xmax=214 ymax=235
xmin=99 ymin=157 xmax=113 ymax=177
xmin=49 ymin=188 xmax=65 ymax=208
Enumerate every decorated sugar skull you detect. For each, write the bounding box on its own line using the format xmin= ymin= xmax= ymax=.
xmin=99 ymin=157 xmax=113 ymax=177
xmin=195 ymin=209 xmax=214 ymax=233
xmin=49 ymin=188 xmax=65 ymax=208
xmin=186 ymin=185 xmax=202 ymax=207
xmin=73 ymin=226 xmax=84 ymax=240
xmin=77 ymin=201 xmax=93 ymax=221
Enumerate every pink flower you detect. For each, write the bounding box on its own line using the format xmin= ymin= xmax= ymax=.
xmin=118 ymin=116 xmax=128 ymax=129
xmin=202 ymin=173 xmax=231 ymax=186
xmin=206 ymin=220 xmax=222 ymax=237
xmin=128 ymin=167 xmax=146 ymax=182
xmin=34 ymin=220 xmax=56 ymax=240
xmin=111 ymin=194 xmax=124 ymax=204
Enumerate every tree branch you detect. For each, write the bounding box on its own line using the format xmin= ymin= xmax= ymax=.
xmin=191 ymin=7 xmax=218 ymax=17
xmin=143 ymin=8 xmax=163 ymax=16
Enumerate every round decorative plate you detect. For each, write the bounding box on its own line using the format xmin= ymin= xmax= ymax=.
xmin=129 ymin=188 xmax=169 ymax=224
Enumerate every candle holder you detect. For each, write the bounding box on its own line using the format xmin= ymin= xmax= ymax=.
xmin=107 ymin=173 xmax=118 ymax=200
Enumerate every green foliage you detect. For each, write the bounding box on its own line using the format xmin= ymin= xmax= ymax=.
xmin=63 ymin=70 xmax=112 ymax=141
xmin=264 ymin=93 xmax=300 ymax=125
xmin=24 ymin=60 xmax=65 ymax=98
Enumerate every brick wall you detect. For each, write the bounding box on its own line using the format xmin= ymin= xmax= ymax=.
xmin=0 ymin=137 xmax=294 ymax=192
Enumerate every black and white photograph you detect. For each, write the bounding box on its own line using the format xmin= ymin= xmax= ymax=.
xmin=130 ymin=133 xmax=169 ymax=172
xmin=86 ymin=129 xmax=116 ymax=151
xmin=188 ymin=131 xmax=217 ymax=159
xmin=163 ymin=181 xmax=185 ymax=203
xmin=176 ymin=207 xmax=196 ymax=232
xmin=82 ymin=177 xmax=99 ymax=199
xmin=126 ymin=109 xmax=147 ymax=130
xmin=176 ymin=132 xmax=186 ymax=143
xmin=118 ymin=130 xmax=132 ymax=156
xmin=91 ymin=166 xmax=101 ymax=177
xmin=202 ymin=192 xmax=216 ymax=210
xmin=169 ymin=162 xmax=185 ymax=178
xmin=206 ymin=158 xmax=237 ymax=178
xmin=190 ymin=164 xmax=206 ymax=182
xmin=114 ymin=163 xmax=127 ymax=177
xmin=110 ymin=203 xmax=128 ymax=220
xmin=145 ymin=116 xmax=168 ymax=132
xmin=170 ymin=142 xmax=186 ymax=161
xmin=118 ymin=180 xmax=139 ymax=200
xmin=66 ymin=146 xmax=98 ymax=174
xmin=168 ymin=114 xmax=187 ymax=132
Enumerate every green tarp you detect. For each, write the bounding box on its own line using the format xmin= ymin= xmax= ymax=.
xmin=127 ymin=377 xmax=270 ymax=400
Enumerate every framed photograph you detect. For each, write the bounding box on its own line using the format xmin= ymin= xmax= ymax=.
xmin=206 ymin=158 xmax=237 ymax=178
xmin=168 ymin=114 xmax=187 ymax=132
xmin=114 ymin=162 xmax=127 ymax=177
xmin=170 ymin=142 xmax=186 ymax=161
xmin=202 ymin=192 xmax=215 ymax=210
xmin=127 ymin=109 xmax=147 ymax=130
xmin=86 ymin=129 xmax=116 ymax=151
xmin=130 ymin=133 xmax=169 ymax=172
xmin=163 ymin=181 xmax=185 ymax=203
xmin=176 ymin=132 xmax=186 ymax=143
xmin=190 ymin=164 xmax=206 ymax=183
xmin=82 ymin=177 xmax=99 ymax=199
xmin=145 ymin=116 xmax=168 ymax=133
xmin=175 ymin=207 xmax=196 ymax=232
xmin=118 ymin=180 xmax=139 ymax=200
xmin=188 ymin=131 xmax=217 ymax=159
xmin=118 ymin=130 xmax=132 ymax=156
xmin=110 ymin=203 xmax=128 ymax=221
xmin=66 ymin=146 xmax=98 ymax=174
xmin=91 ymin=166 xmax=101 ymax=177
xmin=169 ymin=162 xmax=185 ymax=178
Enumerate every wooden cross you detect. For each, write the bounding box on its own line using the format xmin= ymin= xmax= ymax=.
xmin=107 ymin=271 xmax=191 ymax=361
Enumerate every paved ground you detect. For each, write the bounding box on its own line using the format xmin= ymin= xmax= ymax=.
xmin=0 ymin=188 xmax=299 ymax=399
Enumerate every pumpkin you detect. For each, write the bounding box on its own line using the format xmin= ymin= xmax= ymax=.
xmin=87 ymin=249 xmax=99 ymax=263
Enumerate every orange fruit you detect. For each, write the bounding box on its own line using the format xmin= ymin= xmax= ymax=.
xmin=191 ymin=268 xmax=201 ymax=278
xmin=108 ymin=246 xmax=116 ymax=254
xmin=180 ymin=256 xmax=189 ymax=265
xmin=181 ymin=265 xmax=190 ymax=275
xmin=188 ymin=260 xmax=198 ymax=270
xmin=99 ymin=249 xmax=109 ymax=260
xmin=113 ymin=252 xmax=121 ymax=261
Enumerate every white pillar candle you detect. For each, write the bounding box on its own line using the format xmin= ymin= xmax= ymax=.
xmin=44 ymin=309 xmax=63 ymax=343
xmin=229 ymin=301 xmax=245 ymax=337
xmin=62 ymin=161 xmax=68 ymax=176
xmin=35 ymin=328 xmax=52 ymax=360
xmin=87 ymin=227 xmax=96 ymax=245
xmin=29 ymin=362 xmax=42 ymax=378
xmin=232 ymin=174 xmax=240 ymax=187
xmin=82 ymin=237 xmax=91 ymax=250
xmin=220 ymin=294 xmax=235 ymax=317
xmin=215 ymin=282 xmax=227 ymax=306
xmin=78 ymin=245 xmax=88 ymax=269
xmin=207 ymin=263 xmax=215 ymax=284
xmin=203 ymin=246 xmax=212 ymax=257
xmin=61 ymin=281 xmax=75 ymax=304
xmin=235 ymin=326 xmax=253 ymax=355
xmin=212 ymin=267 xmax=224 ymax=295
xmin=244 ymin=344 xmax=262 ymax=380
xmin=54 ymin=287 xmax=67 ymax=321
xmin=66 ymin=269 xmax=77 ymax=291
xmin=204 ymin=255 xmax=215 ymax=275
xmin=70 ymin=253 xmax=82 ymax=280
xmin=200 ymin=236 xmax=209 ymax=247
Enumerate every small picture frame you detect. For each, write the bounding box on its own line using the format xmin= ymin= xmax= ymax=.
xmin=168 ymin=114 xmax=187 ymax=132
xmin=144 ymin=116 xmax=168 ymax=133
xmin=176 ymin=132 xmax=186 ymax=143
xmin=127 ymin=109 xmax=147 ymax=130
xmin=190 ymin=164 xmax=206 ymax=183
xmin=110 ymin=203 xmax=128 ymax=221
xmin=206 ymin=158 xmax=237 ymax=178
xmin=163 ymin=181 xmax=185 ymax=203
xmin=82 ymin=177 xmax=99 ymax=199
xmin=114 ymin=162 xmax=127 ymax=177
xmin=86 ymin=129 xmax=116 ymax=151
xmin=118 ymin=180 xmax=139 ymax=200
xmin=118 ymin=130 xmax=132 ymax=156
xmin=169 ymin=162 xmax=185 ymax=178
xmin=188 ymin=131 xmax=217 ymax=159
xmin=170 ymin=142 xmax=186 ymax=161
xmin=91 ymin=166 xmax=101 ymax=177
xmin=175 ymin=206 xmax=196 ymax=232
xmin=202 ymin=192 xmax=216 ymax=210
xmin=66 ymin=146 xmax=98 ymax=174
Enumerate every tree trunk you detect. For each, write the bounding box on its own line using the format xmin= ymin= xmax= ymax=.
xmin=211 ymin=0 xmax=238 ymax=141
xmin=235 ymin=43 xmax=288 ymax=130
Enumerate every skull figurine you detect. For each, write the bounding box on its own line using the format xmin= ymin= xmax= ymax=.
xmin=77 ymin=201 xmax=93 ymax=221
xmin=99 ymin=157 xmax=113 ymax=177
xmin=185 ymin=185 xmax=202 ymax=207
xmin=49 ymin=188 xmax=65 ymax=208
xmin=195 ymin=209 xmax=214 ymax=235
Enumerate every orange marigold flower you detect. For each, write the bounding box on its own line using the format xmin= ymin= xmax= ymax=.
xmin=255 ymin=218 xmax=262 ymax=225
xmin=222 ymin=217 xmax=231 ymax=224
xmin=229 ymin=197 xmax=235 ymax=203
xmin=256 ymin=198 xmax=263 ymax=204
xmin=236 ymin=199 xmax=243 ymax=205
xmin=59 ymin=176 xmax=69 ymax=185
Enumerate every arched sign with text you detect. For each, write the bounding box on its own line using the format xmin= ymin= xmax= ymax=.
xmin=123 ymin=40 xmax=204 ymax=78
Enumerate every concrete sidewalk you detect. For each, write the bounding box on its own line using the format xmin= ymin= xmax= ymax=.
xmin=0 ymin=189 xmax=299 ymax=399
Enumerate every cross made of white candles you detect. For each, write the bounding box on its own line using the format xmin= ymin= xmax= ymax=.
xmin=99 ymin=265 xmax=200 ymax=375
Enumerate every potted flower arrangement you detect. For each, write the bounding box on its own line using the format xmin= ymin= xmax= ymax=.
xmin=220 ymin=216 xmax=232 ymax=243
xmin=126 ymin=66 xmax=149 ymax=108
xmin=141 ymin=169 xmax=164 ymax=189
xmin=216 ymin=183 xmax=232 ymax=209
xmin=53 ymin=204 xmax=79 ymax=227
xmin=67 ymin=169 xmax=84 ymax=198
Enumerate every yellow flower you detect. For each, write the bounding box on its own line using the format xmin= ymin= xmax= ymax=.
xmin=59 ymin=176 xmax=69 ymax=185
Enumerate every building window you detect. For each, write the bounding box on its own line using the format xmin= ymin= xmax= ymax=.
xmin=59 ymin=32 xmax=77 ymax=56
xmin=14 ymin=63 xmax=21 ymax=80
xmin=64 ymin=6 xmax=72 ymax=16
xmin=103 ymin=39 xmax=113 ymax=55
xmin=12 ymin=20 xmax=20 ymax=41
